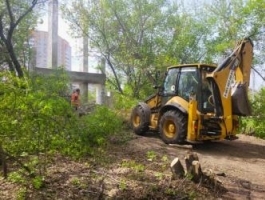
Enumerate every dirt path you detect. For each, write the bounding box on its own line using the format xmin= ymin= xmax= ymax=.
xmin=129 ymin=133 xmax=265 ymax=200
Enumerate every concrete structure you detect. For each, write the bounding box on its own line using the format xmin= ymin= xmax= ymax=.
xmin=83 ymin=35 xmax=89 ymax=72
xmin=31 ymin=30 xmax=71 ymax=70
xmin=32 ymin=0 xmax=106 ymax=104
xmin=34 ymin=67 xmax=105 ymax=85
xmin=48 ymin=0 xmax=58 ymax=68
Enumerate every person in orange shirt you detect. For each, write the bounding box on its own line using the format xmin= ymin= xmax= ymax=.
xmin=71 ymin=88 xmax=80 ymax=110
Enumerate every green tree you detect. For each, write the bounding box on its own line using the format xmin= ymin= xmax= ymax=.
xmin=62 ymin=0 xmax=213 ymax=99
xmin=243 ymin=0 xmax=265 ymax=78
xmin=202 ymin=0 xmax=250 ymax=55
xmin=62 ymin=0 xmax=265 ymax=99
xmin=202 ymin=0 xmax=265 ymax=83
xmin=242 ymin=88 xmax=265 ymax=138
xmin=0 ymin=0 xmax=46 ymax=77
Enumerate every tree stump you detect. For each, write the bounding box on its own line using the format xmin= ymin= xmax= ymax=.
xmin=190 ymin=160 xmax=203 ymax=183
xmin=170 ymin=152 xmax=226 ymax=192
xmin=170 ymin=157 xmax=185 ymax=179
xmin=185 ymin=152 xmax=199 ymax=174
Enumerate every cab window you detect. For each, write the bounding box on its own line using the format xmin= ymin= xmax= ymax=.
xmin=163 ymin=68 xmax=179 ymax=95
xmin=177 ymin=67 xmax=198 ymax=101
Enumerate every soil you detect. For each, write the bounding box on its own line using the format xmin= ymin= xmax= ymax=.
xmin=128 ymin=133 xmax=265 ymax=199
xmin=1 ymin=132 xmax=265 ymax=200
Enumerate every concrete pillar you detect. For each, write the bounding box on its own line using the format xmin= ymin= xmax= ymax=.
xmin=83 ymin=36 xmax=89 ymax=72
xmin=82 ymin=36 xmax=89 ymax=103
xmin=100 ymin=58 xmax=106 ymax=104
xmin=48 ymin=0 xmax=58 ymax=69
xmin=95 ymin=84 xmax=103 ymax=104
xmin=79 ymin=82 xmax=88 ymax=104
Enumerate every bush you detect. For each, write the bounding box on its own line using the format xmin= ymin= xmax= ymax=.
xmin=0 ymin=69 xmax=125 ymax=185
xmin=241 ymin=88 xmax=265 ymax=138
xmin=55 ymin=105 xmax=123 ymax=158
xmin=0 ymin=69 xmax=72 ymax=156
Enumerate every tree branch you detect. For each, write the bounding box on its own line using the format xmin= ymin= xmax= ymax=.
xmin=13 ymin=0 xmax=38 ymax=29
xmin=252 ymin=67 xmax=265 ymax=82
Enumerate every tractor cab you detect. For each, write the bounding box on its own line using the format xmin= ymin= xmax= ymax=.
xmin=161 ymin=64 xmax=216 ymax=113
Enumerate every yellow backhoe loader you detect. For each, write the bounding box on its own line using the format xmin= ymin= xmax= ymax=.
xmin=130 ymin=38 xmax=253 ymax=144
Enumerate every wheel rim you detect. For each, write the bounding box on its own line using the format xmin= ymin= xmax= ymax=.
xmin=132 ymin=114 xmax=140 ymax=127
xmin=163 ymin=119 xmax=177 ymax=138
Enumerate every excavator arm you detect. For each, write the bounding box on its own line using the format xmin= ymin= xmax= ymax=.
xmin=207 ymin=38 xmax=253 ymax=118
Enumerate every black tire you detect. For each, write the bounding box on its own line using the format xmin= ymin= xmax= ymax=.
xmin=130 ymin=103 xmax=150 ymax=135
xmin=159 ymin=110 xmax=187 ymax=144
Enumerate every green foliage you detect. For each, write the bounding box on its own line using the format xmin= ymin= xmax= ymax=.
xmin=111 ymin=91 xmax=138 ymax=110
xmin=146 ymin=151 xmax=157 ymax=162
xmin=0 ymin=69 xmax=123 ymax=185
xmin=119 ymin=179 xmax=127 ymax=191
xmin=63 ymin=0 xmax=213 ymax=98
xmin=0 ymin=69 xmax=72 ymax=157
xmin=0 ymin=0 xmax=44 ymax=76
xmin=70 ymin=177 xmax=81 ymax=186
xmin=241 ymin=88 xmax=265 ymax=138
xmin=16 ymin=187 xmax=27 ymax=200
xmin=250 ymin=88 xmax=265 ymax=138
xmin=62 ymin=0 xmax=265 ymax=99
xmin=32 ymin=176 xmax=44 ymax=189
xmin=8 ymin=171 xmax=25 ymax=184
xmin=47 ymin=104 xmax=123 ymax=158
xmin=121 ymin=160 xmax=145 ymax=172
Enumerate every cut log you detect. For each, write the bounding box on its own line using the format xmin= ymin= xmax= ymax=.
xmin=170 ymin=157 xmax=185 ymax=179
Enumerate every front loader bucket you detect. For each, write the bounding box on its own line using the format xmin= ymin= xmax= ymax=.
xmin=231 ymin=83 xmax=251 ymax=116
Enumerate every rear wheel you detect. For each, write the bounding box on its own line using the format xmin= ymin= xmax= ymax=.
xmin=159 ymin=110 xmax=187 ymax=144
xmin=131 ymin=103 xmax=150 ymax=135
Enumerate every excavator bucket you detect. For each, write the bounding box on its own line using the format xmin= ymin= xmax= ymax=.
xmin=231 ymin=38 xmax=253 ymax=116
xmin=231 ymin=83 xmax=251 ymax=116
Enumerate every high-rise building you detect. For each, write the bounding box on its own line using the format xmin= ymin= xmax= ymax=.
xmin=30 ymin=30 xmax=71 ymax=70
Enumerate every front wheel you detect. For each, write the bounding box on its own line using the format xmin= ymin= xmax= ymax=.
xmin=130 ymin=103 xmax=150 ymax=135
xmin=159 ymin=110 xmax=187 ymax=144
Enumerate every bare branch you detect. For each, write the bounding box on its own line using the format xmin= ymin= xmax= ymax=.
xmin=13 ymin=0 xmax=38 ymax=31
xmin=5 ymin=0 xmax=15 ymax=26
xmin=252 ymin=67 xmax=265 ymax=82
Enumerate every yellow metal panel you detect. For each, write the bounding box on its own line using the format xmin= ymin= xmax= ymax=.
xmin=146 ymin=94 xmax=162 ymax=109
xmin=149 ymin=113 xmax=159 ymax=129
xmin=238 ymin=39 xmax=253 ymax=86
xmin=187 ymin=99 xmax=198 ymax=141
xmin=166 ymin=96 xmax=189 ymax=111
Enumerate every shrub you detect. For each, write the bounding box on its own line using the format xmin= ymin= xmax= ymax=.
xmin=0 ymin=69 xmax=73 ymax=157
xmin=56 ymin=105 xmax=123 ymax=158
xmin=241 ymin=87 xmax=265 ymax=138
xmin=0 ymin=69 xmax=124 ymax=183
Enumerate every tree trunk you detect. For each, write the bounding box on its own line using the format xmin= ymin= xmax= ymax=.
xmin=0 ymin=144 xmax=7 ymax=179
